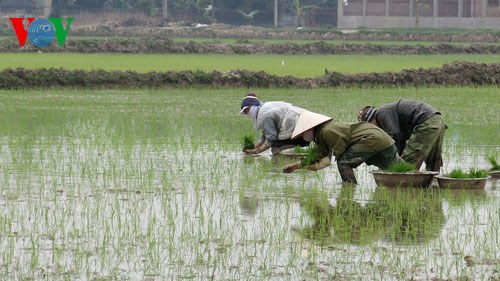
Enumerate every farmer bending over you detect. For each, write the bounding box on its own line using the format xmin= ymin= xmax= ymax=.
xmin=283 ymin=111 xmax=400 ymax=184
xmin=358 ymin=99 xmax=447 ymax=172
xmin=240 ymin=93 xmax=310 ymax=155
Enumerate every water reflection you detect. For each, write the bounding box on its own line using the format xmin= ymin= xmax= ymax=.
xmin=239 ymin=191 xmax=259 ymax=218
xmin=441 ymin=187 xmax=488 ymax=207
xmin=296 ymin=187 xmax=447 ymax=245
xmin=241 ymin=153 xmax=296 ymax=168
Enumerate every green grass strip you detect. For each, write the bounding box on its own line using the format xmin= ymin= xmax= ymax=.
xmin=1 ymin=53 xmax=500 ymax=78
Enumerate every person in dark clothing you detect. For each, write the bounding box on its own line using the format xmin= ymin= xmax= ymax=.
xmin=358 ymin=99 xmax=447 ymax=171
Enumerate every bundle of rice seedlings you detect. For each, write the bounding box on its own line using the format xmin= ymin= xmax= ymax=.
xmin=448 ymin=168 xmax=489 ymax=178
xmin=242 ymin=134 xmax=255 ymax=151
xmin=385 ymin=161 xmax=418 ymax=173
xmin=300 ymin=145 xmax=321 ymax=166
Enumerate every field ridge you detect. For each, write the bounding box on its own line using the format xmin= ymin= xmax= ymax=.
xmin=1 ymin=61 xmax=498 ymax=89
xmin=3 ymin=38 xmax=500 ymax=55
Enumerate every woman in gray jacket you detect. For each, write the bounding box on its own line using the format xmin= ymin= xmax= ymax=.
xmin=240 ymin=93 xmax=310 ymax=155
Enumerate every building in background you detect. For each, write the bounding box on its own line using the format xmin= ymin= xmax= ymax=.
xmin=338 ymin=0 xmax=500 ymax=29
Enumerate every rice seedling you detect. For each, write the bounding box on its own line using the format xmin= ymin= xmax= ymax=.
xmin=298 ymin=145 xmax=321 ymax=167
xmin=447 ymin=168 xmax=468 ymax=178
xmin=385 ymin=161 xmax=418 ymax=173
xmin=467 ymin=168 xmax=490 ymax=178
xmin=241 ymin=134 xmax=255 ymax=151
xmin=447 ymin=168 xmax=490 ymax=178
xmin=293 ymin=145 xmax=308 ymax=154
xmin=486 ymin=155 xmax=500 ymax=171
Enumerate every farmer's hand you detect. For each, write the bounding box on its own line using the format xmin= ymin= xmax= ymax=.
xmin=245 ymin=143 xmax=270 ymax=154
xmin=283 ymin=162 xmax=302 ymax=173
xmin=244 ymin=148 xmax=260 ymax=154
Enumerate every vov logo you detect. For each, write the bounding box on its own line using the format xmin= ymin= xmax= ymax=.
xmin=9 ymin=18 xmax=74 ymax=47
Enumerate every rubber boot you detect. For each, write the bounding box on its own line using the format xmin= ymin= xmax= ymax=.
xmin=338 ymin=166 xmax=358 ymax=184
xmin=271 ymin=147 xmax=281 ymax=155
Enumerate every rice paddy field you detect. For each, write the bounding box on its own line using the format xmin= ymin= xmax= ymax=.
xmin=2 ymin=53 xmax=500 ymax=77
xmin=0 ymin=86 xmax=498 ymax=280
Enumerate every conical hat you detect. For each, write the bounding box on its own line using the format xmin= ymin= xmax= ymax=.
xmin=291 ymin=111 xmax=333 ymax=139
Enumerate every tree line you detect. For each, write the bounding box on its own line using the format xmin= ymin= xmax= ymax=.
xmin=51 ymin=0 xmax=337 ymax=19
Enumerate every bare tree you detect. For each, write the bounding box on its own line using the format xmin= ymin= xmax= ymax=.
xmin=415 ymin=0 xmax=430 ymax=28
xmin=293 ymin=0 xmax=303 ymax=26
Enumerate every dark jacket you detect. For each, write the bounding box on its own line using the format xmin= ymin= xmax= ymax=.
xmin=374 ymin=99 xmax=439 ymax=154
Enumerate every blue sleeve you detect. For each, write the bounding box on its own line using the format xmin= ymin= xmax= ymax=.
xmin=262 ymin=117 xmax=279 ymax=146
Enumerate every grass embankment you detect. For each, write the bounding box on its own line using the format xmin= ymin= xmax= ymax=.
xmin=1 ymin=61 xmax=498 ymax=89
xmin=7 ymin=35 xmax=485 ymax=45
xmin=171 ymin=37 xmax=500 ymax=46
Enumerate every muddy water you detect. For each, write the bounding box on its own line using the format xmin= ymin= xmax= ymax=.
xmin=0 ymin=138 xmax=498 ymax=280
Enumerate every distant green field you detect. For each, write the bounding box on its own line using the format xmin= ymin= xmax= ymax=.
xmin=2 ymin=53 xmax=500 ymax=77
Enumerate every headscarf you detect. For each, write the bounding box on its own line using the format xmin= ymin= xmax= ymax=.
xmin=240 ymin=93 xmax=261 ymax=114
xmin=358 ymin=106 xmax=377 ymax=122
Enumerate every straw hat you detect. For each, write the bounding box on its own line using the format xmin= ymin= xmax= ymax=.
xmin=291 ymin=111 xmax=333 ymax=139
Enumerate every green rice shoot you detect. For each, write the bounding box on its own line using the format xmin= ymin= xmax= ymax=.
xmin=242 ymin=134 xmax=255 ymax=151
xmin=300 ymin=145 xmax=321 ymax=166
xmin=448 ymin=168 xmax=490 ymax=178
xmin=467 ymin=168 xmax=490 ymax=178
xmin=293 ymin=145 xmax=309 ymax=153
xmin=385 ymin=161 xmax=418 ymax=173
xmin=486 ymin=155 xmax=500 ymax=171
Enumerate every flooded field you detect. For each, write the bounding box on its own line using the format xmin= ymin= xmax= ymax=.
xmin=0 ymin=88 xmax=498 ymax=280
